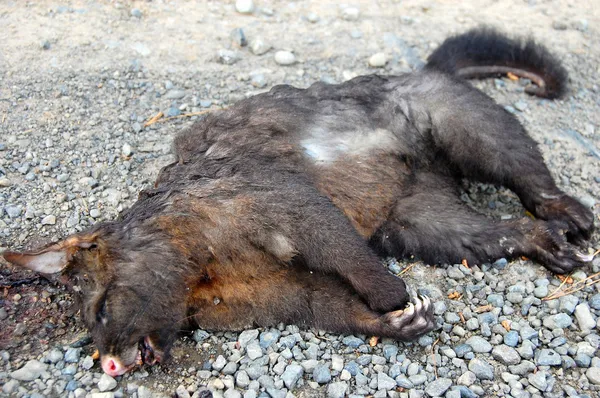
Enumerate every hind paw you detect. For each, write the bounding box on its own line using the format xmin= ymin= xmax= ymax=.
xmin=383 ymin=295 xmax=435 ymax=341
xmin=517 ymin=219 xmax=592 ymax=274
xmin=533 ymin=194 xmax=594 ymax=244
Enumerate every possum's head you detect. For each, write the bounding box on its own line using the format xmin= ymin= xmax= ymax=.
xmin=3 ymin=225 xmax=190 ymax=376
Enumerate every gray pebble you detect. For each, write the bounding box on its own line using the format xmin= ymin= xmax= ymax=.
xmin=513 ymin=100 xmax=528 ymax=111
xmin=536 ymin=349 xmax=562 ymax=366
xmin=574 ymin=303 xmax=596 ymax=331
xmin=533 ymin=285 xmax=548 ymax=298
xmin=313 ymin=363 xmax=331 ymax=384
xmin=10 ymin=360 xmax=47 ymax=381
xmin=504 ymin=331 xmax=519 ymax=347
xmin=433 ymin=301 xmax=447 ymax=315
xmin=468 ymin=358 xmax=494 ymax=380
xmin=487 ymin=294 xmax=504 ymax=307
xmin=218 ymin=49 xmax=240 ymax=65
xmin=465 ymin=336 xmax=492 ymax=353
xmin=543 ymin=313 xmax=572 ymax=329
xmin=213 ymin=355 xmax=227 ymax=371
xmin=559 ymin=295 xmax=579 ymax=314
xmin=377 ymin=372 xmax=396 ymax=390
xmin=590 ymin=294 xmax=600 ymax=310
xmin=47 ymin=348 xmax=63 ymax=363
xmin=193 ymin=329 xmax=210 ymax=342
xmin=250 ymin=38 xmax=271 ymax=56
xmin=130 ymin=8 xmax=142 ymax=18
xmin=224 ymin=389 xmax=242 ymax=398
xmin=5 ymin=205 xmax=22 ymax=218
xmin=246 ymin=342 xmax=263 ymax=360
xmin=165 ymin=90 xmax=186 ymax=99
xmin=587 ymin=367 xmax=600 ymax=385
xmin=222 ymin=362 xmax=238 ymax=375
xmin=2 ymin=379 xmax=19 ymax=395
xmin=491 ymin=345 xmax=521 ymax=365
xmin=342 ymin=335 xmax=363 ymax=348
xmin=457 ymin=371 xmax=476 ymax=386
xmin=383 ymin=344 xmax=398 ymax=362
xmin=327 ymin=382 xmax=348 ymax=398
xmin=493 ymin=258 xmax=507 ymax=269
xmin=64 ymin=347 xmax=81 ymax=363
xmin=409 ymin=374 xmax=427 ymax=386
xmin=281 ymin=363 xmax=303 ymax=389
xmin=424 ymin=377 xmax=452 ymax=397
xmin=98 ymin=373 xmax=117 ymax=392
xmin=122 ymin=143 xmax=133 ymax=157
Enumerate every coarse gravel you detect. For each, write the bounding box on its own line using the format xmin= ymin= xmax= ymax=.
xmin=1 ymin=1 xmax=599 ymax=398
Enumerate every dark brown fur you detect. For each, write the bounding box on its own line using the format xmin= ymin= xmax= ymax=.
xmin=2 ymin=28 xmax=594 ymax=375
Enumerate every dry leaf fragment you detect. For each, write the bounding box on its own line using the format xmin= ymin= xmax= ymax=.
xmin=501 ymin=320 xmax=511 ymax=331
xmin=448 ymin=291 xmax=461 ymax=300
xmin=92 ymin=349 xmax=100 ymax=360
xmin=461 ymin=259 xmax=469 ymax=269
xmin=507 ymin=72 xmax=519 ymax=81
xmin=369 ymin=336 xmax=379 ymax=347
xmin=557 ymin=275 xmax=574 ymax=284
xmin=475 ymin=304 xmax=493 ymax=313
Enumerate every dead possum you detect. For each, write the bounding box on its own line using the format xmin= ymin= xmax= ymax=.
xmin=3 ymin=28 xmax=594 ymax=377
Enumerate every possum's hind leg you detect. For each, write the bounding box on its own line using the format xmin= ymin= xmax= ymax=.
xmin=369 ymin=172 xmax=590 ymax=274
xmin=419 ymin=74 xmax=593 ymax=242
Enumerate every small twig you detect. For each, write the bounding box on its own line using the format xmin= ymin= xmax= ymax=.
xmin=546 ymin=273 xmax=572 ymax=299
xmin=431 ymin=338 xmax=440 ymax=379
xmin=475 ymin=304 xmax=493 ymax=313
xmin=143 ymin=111 xmax=164 ymax=127
xmin=398 ymin=263 xmax=417 ymax=276
xmin=0 ymin=277 xmax=41 ymax=288
xmin=144 ymin=108 xmax=225 ymax=127
xmin=543 ymin=271 xmax=600 ymax=300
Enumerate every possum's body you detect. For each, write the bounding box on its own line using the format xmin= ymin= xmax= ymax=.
xmin=3 ymin=28 xmax=594 ymax=377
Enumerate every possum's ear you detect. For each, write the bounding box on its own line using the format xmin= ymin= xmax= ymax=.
xmin=2 ymin=235 xmax=98 ymax=274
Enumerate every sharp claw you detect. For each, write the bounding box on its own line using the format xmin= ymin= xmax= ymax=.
xmin=576 ymin=252 xmax=594 ymax=263
xmin=414 ymin=298 xmax=423 ymax=312
xmin=404 ymin=303 xmax=415 ymax=315
xmin=422 ymin=295 xmax=431 ymax=310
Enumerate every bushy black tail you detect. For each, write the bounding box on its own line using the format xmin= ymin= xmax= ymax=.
xmin=425 ymin=27 xmax=568 ymax=99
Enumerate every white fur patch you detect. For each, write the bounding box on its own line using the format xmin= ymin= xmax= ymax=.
xmin=267 ymin=233 xmax=296 ymax=261
xmin=301 ymin=127 xmax=398 ymax=163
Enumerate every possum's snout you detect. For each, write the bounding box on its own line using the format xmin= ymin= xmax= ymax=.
xmin=100 ymin=336 xmax=164 ymax=376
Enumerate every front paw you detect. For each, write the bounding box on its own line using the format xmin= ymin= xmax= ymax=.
xmin=382 ymin=295 xmax=435 ymax=341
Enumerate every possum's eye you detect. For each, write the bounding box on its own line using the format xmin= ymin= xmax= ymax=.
xmin=96 ymin=294 xmax=108 ymax=324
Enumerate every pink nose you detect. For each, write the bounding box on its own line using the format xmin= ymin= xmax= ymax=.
xmin=101 ymin=356 xmax=127 ymax=377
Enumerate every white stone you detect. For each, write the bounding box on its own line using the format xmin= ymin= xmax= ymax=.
xmin=235 ymin=0 xmax=254 ymax=14
xmin=98 ymin=373 xmax=117 ymax=392
xmin=274 ymin=51 xmax=296 ymax=66
xmin=575 ymin=303 xmax=596 ymax=331
xmin=368 ymin=53 xmax=387 ymax=67
xmin=341 ymin=7 xmax=360 ymax=21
